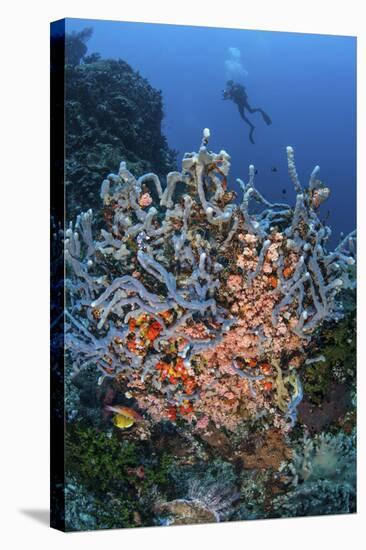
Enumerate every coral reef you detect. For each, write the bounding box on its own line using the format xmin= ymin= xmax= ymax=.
xmin=65 ymin=129 xmax=356 ymax=433
xmin=64 ymin=422 xmax=176 ymax=530
xmin=64 ymin=29 xmax=177 ymax=218
xmin=65 ymin=424 xmax=138 ymax=492
xmin=61 ymin=125 xmax=356 ymax=529
xmin=295 ymin=284 xmax=356 ymax=431
xmin=155 ymin=460 xmax=239 ymax=525
xmin=272 ymin=429 xmax=356 ymax=517
xmin=65 ymin=475 xmax=138 ymax=530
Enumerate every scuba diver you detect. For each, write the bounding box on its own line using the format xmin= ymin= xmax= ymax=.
xmin=222 ymin=80 xmax=272 ymax=144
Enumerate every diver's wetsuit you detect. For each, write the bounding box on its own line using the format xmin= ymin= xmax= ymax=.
xmin=223 ymin=80 xmax=272 ymax=144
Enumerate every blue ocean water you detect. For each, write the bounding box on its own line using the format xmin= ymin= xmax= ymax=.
xmin=65 ymin=18 xmax=356 ymax=247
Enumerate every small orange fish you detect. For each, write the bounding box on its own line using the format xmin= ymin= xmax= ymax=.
xmin=105 ymin=405 xmax=143 ymax=421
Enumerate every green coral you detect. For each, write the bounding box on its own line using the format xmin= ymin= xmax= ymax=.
xmin=65 ymin=423 xmax=137 ymax=492
xmin=302 ymin=360 xmax=332 ymax=406
xmin=65 ymin=422 xmax=179 ymax=529
xmin=303 ymin=303 xmax=356 ymax=405
xmin=143 ymin=453 xmax=173 ymax=491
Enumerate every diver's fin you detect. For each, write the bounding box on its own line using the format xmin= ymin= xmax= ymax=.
xmin=262 ymin=111 xmax=272 ymax=125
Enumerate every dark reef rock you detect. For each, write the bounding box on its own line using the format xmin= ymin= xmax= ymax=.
xmin=198 ymin=424 xmax=233 ymax=459
xmin=65 ymin=28 xmax=93 ymax=66
xmin=236 ymin=429 xmax=293 ymax=470
xmin=298 ymin=381 xmax=351 ymax=433
xmin=65 ymin=34 xmax=177 ymax=218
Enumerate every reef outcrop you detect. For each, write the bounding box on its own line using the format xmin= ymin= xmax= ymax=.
xmin=65 ymin=129 xmax=356 ymax=432
xmin=64 ymin=31 xmax=176 ymax=218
